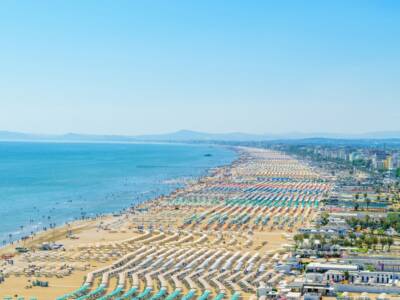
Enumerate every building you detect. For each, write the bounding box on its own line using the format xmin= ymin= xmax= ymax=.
xmin=349 ymin=270 xmax=400 ymax=284
xmin=384 ymin=155 xmax=394 ymax=171
xmin=343 ymin=257 xmax=400 ymax=272
xmin=306 ymin=262 xmax=358 ymax=273
xmin=325 ymin=269 xmax=400 ymax=285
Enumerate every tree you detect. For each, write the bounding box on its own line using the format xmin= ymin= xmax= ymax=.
xmin=360 ymin=233 xmax=366 ymax=241
xmin=365 ymin=236 xmax=373 ymax=249
xmin=320 ymin=213 xmax=329 ymax=226
xmin=348 ymin=217 xmax=358 ymax=228
xmin=387 ymin=237 xmax=394 ymax=250
xmin=344 ymin=239 xmax=352 ymax=247
xmin=379 ymin=237 xmax=387 ymax=250
xmin=365 ymin=215 xmax=371 ymax=224
xmin=377 ymin=228 xmax=385 ymax=236
xmin=372 ymin=236 xmax=378 ymax=250
xmin=344 ymin=271 xmax=350 ymax=280
xmin=366 ymin=198 xmax=371 ymax=211
xmin=294 ymin=234 xmax=304 ymax=246
xmin=349 ymin=232 xmax=356 ymax=244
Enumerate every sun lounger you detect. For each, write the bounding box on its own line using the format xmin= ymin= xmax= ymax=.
xmin=115 ymin=286 xmax=138 ymax=300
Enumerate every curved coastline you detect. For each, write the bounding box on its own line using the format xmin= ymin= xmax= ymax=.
xmin=0 ymin=146 xmax=328 ymax=300
xmin=0 ymin=143 xmax=238 ymax=251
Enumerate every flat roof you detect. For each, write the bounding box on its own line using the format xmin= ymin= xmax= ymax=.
xmin=307 ymin=262 xmax=358 ymax=271
xmin=287 ymin=292 xmax=301 ymax=296
xmin=304 ymin=285 xmax=334 ymax=290
xmin=325 ymin=270 xmax=344 ymax=274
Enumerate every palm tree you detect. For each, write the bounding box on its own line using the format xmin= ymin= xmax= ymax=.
xmin=387 ymin=236 xmax=394 ymax=250
xmin=379 ymin=237 xmax=387 ymax=250
xmin=366 ymin=198 xmax=371 ymax=211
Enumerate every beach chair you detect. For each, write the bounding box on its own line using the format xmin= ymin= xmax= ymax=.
xmin=197 ymin=290 xmax=211 ymax=300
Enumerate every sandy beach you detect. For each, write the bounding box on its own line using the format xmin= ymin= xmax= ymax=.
xmin=0 ymin=147 xmax=331 ymax=299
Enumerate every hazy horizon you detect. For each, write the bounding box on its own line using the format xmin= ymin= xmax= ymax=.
xmin=1 ymin=1 xmax=399 ymax=135
xmin=3 ymin=128 xmax=400 ymax=139
xmin=1 ymin=129 xmax=399 ymax=136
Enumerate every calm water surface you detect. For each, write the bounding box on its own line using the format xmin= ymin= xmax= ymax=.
xmin=0 ymin=142 xmax=236 ymax=243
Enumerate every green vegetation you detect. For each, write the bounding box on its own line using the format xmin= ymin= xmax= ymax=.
xmin=365 ymin=264 xmax=376 ymax=271
xmin=320 ymin=212 xmax=329 ymax=226
xmin=354 ymin=248 xmax=368 ymax=253
xmin=294 ymin=232 xmax=394 ymax=251
xmin=347 ymin=213 xmax=400 ymax=233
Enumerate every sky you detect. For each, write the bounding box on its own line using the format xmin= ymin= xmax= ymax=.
xmin=0 ymin=1 xmax=399 ymax=135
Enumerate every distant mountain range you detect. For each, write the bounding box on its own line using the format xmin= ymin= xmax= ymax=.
xmin=1 ymin=129 xmax=400 ymax=142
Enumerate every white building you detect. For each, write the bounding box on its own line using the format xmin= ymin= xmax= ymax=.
xmin=306 ymin=262 xmax=358 ymax=273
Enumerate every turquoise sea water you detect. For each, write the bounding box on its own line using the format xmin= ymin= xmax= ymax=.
xmin=0 ymin=142 xmax=235 ymax=244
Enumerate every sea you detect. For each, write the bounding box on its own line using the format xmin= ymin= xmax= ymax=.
xmin=0 ymin=141 xmax=236 ymax=244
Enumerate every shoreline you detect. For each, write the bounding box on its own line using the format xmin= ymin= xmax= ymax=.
xmin=0 ymin=145 xmax=240 ymax=254
xmin=0 ymin=146 xmax=325 ymax=300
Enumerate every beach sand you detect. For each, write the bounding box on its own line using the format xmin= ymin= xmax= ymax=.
xmin=0 ymin=147 xmax=329 ymax=299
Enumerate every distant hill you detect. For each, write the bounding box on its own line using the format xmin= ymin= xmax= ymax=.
xmin=135 ymin=130 xmax=267 ymax=141
xmin=1 ymin=129 xmax=400 ymax=142
xmin=0 ymin=129 xmax=266 ymax=142
xmin=0 ymin=131 xmax=136 ymax=142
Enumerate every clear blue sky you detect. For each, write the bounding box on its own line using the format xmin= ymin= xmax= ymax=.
xmin=0 ymin=1 xmax=399 ymax=135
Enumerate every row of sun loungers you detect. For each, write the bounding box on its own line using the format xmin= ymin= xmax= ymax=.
xmin=55 ymin=149 xmax=326 ymax=300
xmin=57 ymin=242 xmax=288 ymax=300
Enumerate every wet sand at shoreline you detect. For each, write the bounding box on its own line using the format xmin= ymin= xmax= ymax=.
xmin=0 ymin=147 xmax=330 ymax=299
